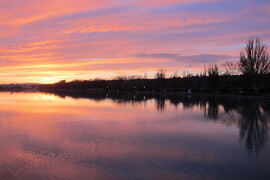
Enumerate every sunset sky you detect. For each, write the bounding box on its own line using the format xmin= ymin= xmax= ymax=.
xmin=0 ymin=0 xmax=269 ymax=84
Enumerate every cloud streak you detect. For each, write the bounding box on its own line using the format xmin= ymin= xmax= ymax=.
xmin=0 ymin=0 xmax=269 ymax=83
xmin=136 ymin=53 xmax=236 ymax=64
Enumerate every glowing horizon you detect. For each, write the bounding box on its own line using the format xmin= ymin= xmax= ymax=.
xmin=0 ymin=0 xmax=269 ymax=84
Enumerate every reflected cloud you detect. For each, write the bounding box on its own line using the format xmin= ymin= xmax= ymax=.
xmin=0 ymin=92 xmax=270 ymax=179
xmin=47 ymin=91 xmax=270 ymax=155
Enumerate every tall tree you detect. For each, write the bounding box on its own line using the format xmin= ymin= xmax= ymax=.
xmin=155 ymin=69 xmax=166 ymax=92
xmin=207 ymin=64 xmax=219 ymax=88
xmin=208 ymin=64 xmax=219 ymax=77
xmin=155 ymin=69 xmax=166 ymax=79
xmin=239 ymin=37 xmax=270 ymax=93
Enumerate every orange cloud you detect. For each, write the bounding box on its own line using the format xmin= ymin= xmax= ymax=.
xmin=0 ymin=0 xmax=269 ymax=83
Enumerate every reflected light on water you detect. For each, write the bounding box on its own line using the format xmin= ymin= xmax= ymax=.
xmin=0 ymin=92 xmax=269 ymax=180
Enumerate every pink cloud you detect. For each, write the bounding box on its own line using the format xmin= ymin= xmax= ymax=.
xmin=0 ymin=0 xmax=269 ymax=83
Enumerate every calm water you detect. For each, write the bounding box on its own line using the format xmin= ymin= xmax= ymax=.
xmin=0 ymin=92 xmax=270 ymax=180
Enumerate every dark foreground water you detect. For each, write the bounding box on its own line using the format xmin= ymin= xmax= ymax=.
xmin=0 ymin=92 xmax=270 ymax=180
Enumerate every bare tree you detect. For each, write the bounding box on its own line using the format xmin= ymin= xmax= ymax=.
xmin=239 ymin=37 xmax=270 ymax=93
xmin=156 ymin=69 xmax=166 ymax=79
xmin=172 ymin=70 xmax=178 ymax=79
xmin=239 ymin=37 xmax=270 ymax=76
xmin=143 ymin=72 xmax=148 ymax=79
xmin=207 ymin=64 xmax=219 ymax=77
xmin=203 ymin=66 xmax=207 ymax=77
xmin=182 ymin=70 xmax=192 ymax=78
xmin=221 ymin=61 xmax=239 ymax=76
xmin=182 ymin=70 xmax=187 ymax=78
xmin=155 ymin=69 xmax=166 ymax=92
xmin=207 ymin=64 xmax=219 ymax=88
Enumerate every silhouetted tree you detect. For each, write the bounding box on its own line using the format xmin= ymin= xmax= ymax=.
xmin=221 ymin=61 xmax=239 ymax=76
xmin=208 ymin=64 xmax=219 ymax=76
xmin=239 ymin=37 xmax=270 ymax=94
xmin=58 ymin=80 xmax=66 ymax=84
xmin=182 ymin=70 xmax=192 ymax=78
xmin=156 ymin=69 xmax=166 ymax=79
xmin=208 ymin=64 xmax=219 ymax=88
xmin=172 ymin=70 xmax=179 ymax=79
xmin=155 ymin=69 xmax=166 ymax=92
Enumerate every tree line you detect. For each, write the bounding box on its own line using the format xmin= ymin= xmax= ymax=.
xmin=40 ymin=37 xmax=270 ymax=95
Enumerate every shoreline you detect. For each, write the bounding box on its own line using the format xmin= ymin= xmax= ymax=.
xmin=1 ymin=88 xmax=270 ymax=99
xmin=39 ymin=89 xmax=270 ymax=99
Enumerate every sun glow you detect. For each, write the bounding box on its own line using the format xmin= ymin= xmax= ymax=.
xmin=41 ymin=77 xmax=61 ymax=84
xmin=0 ymin=0 xmax=269 ymax=84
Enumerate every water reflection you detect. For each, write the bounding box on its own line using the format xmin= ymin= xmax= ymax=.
xmin=48 ymin=91 xmax=270 ymax=155
xmin=0 ymin=92 xmax=270 ymax=180
xmin=155 ymin=96 xmax=166 ymax=111
xmin=238 ymin=100 xmax=268 ymax=155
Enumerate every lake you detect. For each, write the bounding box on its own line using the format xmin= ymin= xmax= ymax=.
xmin=0 ymin=92 xmax=270 ymax=180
